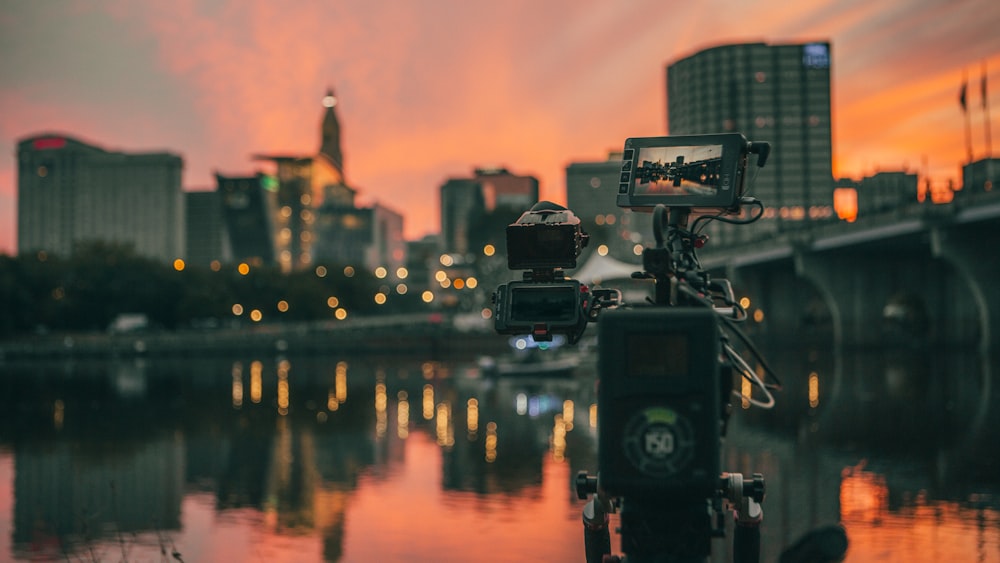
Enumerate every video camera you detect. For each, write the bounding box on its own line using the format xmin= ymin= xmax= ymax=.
xmin=492 ymin=133 xmax=785 ymax=562
xmin=493 ymin=202 xmax=597 ymax=343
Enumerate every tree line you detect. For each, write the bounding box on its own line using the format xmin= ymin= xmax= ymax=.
xmin=0 ymin=241 xmax=423 ymax=337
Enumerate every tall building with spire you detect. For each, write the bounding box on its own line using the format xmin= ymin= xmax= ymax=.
xmin=251 ymin=89 xmax=347 ymax=271
xmin=215 ymin=88 xmax=403 ymax=273
xmin=320 ymin=89 xmax=344 ymax=176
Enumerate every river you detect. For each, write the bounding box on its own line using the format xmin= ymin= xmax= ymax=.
xmin=0 ymin=343 xmax=997 ymax=562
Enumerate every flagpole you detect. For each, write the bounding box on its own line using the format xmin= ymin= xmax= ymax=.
xmin=983 ymin=61 xmax=993 ymax=158
xmin=961 ymin=69 xmax=973 ymax=163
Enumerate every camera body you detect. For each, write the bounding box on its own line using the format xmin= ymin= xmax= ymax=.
xmin=597 ymin=307 xmax=721 ymax=500
xmin=493 ymin=203 xmax=591 ymax=342
xmin=504 ymin=204 xmax=588 ymax=270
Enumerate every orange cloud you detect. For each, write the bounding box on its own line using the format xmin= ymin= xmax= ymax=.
xmin=2 ymin=0 xmax=999 ymax=250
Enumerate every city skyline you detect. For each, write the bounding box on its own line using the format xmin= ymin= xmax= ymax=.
xmin=2 ymin=1 xmax=999 ymax=255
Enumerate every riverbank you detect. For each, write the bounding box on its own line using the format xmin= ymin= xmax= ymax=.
xmin=0 ymin=314 xmax=510 ymax=361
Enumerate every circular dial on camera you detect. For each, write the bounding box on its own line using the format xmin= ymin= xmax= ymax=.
xmin=621 ymin=406 xmax=695 ymax=478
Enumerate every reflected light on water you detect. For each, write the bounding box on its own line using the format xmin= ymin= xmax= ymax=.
xmin=435 ymin=402 xmax=453 ymax=447
xmin=840 ymin=466 xmax=1000 ymax=562
xmin=808 ymin=371 xmax=820 ymax=408
xmin=741 ymin=375 xmax=752 ymax=409
xmin=375 ymin=382 xmax=388 ymax=438
xmin=277 ymin=360 xmax=290 ymax=415
xmin=515 ymin=393 xmax=528 ymax=415
xmin=397 ymin=391 xmax=409 ymax=439
xmin=422 ymin=385 xmax=434 ymax=420
xmin=250 ymin=361 xmax=262 ymax=403
xmin=466 ymin=398 xmax=479 ymax=436
xmin=231 ymin=362 xmax=243 ymax=408
xmin=53 ymin=400 xmax=64 ymax=430
xmin=551 ymin=414 xmax=567 ymax=461
xmin=485 ymin=421 xmax=498 ymax=463
xmin=562 ymin=400 xmax=574 ymax=431
xmin=335 ymin=361 xmax=348 ymax=404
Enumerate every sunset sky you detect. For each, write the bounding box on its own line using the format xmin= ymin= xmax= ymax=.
xmin=1 ymin=0 xmax=998 ymax=254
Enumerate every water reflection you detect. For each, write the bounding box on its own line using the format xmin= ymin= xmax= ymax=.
xmin=0 ymin=348 xmax=997 ymax=562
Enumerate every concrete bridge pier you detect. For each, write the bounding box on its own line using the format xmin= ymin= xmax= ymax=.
xmin=931 ymin=224 xmax=1000 ymax=354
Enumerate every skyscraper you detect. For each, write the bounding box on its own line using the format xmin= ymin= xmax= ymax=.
xmin=439 ymin=168 xmax=539 ymax=257
xmin=17 ymin=134 xmax=184 ymax=262
xmin=439 ymin=177 xmax=485 ymax=256
xmin=185 ymin=189 xmax=230 ymax=268
xmin=666 ymin=42 xmax=835 ymax=240
xmin=217 ymin=172 xmax=276 ymax=265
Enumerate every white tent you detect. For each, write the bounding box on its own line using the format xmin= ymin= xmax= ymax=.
xmin=572 ymin=253 xmax=641 ymax=285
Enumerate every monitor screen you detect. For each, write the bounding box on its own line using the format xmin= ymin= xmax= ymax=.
xmin=617 ymin=133 xmax=749 ymax=211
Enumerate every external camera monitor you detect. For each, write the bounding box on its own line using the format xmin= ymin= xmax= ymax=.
xmin=493 ymin=280 xmax=585 ymax=337
xmin=509 ymin=283 xmax=580 ymax=324
xmin=617 ymin=133 xmax=750 ymax=211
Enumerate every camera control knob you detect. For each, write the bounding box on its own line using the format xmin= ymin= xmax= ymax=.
xmin=745 ymin=473 xmax=766 ymax=503
xmin=576 ymin=471 xmax=598 ymax=499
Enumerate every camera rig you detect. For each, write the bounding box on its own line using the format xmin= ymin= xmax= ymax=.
xmin=493 ymin=202 xmax=621 ymax=344
xmin=491 ymin=133 xmax=818 ymax=562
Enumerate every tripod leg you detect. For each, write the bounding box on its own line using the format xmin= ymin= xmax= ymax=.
xmin=733 ymin=497 xmax=762 ymax=563
xmin=583 ymin=498 xmax=611 ymax=563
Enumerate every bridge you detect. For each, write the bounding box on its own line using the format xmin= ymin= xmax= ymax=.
xmin=697 ymin=190 xmax=1000 ymax=352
